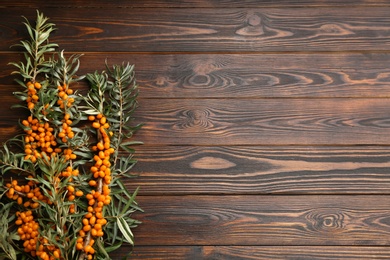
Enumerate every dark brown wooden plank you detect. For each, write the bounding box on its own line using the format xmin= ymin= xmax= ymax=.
xmin=2 ymin=8 xmax=390 ymax=52
xmin=126 ymin=146 xmax=390 ymax=195
xmin=130 ymin=98 xmax=390 ymax=146
xmin=3 ymin=53 xmax=390 ymax=98
xmin=126 ymin=245 xmax=390 ymax=259
xmin=2 ymin=0 xmax=390 ymax=8
xmin=2 ymin=98 xmax=390 ymax=145
xmin=133 ymin=195 xmax=390 ymax=246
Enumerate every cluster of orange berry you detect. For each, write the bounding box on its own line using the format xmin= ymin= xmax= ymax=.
xmin=5 ymin=179 xmax=51 ymax=209
xmin=56 ymin=82 xmax=83 ymax=216
xmin=5 ymin=178 xmax=62 ymax=259
xmin=57 ymin=84 xmax=75 ymax=110
xmin=5 ymin=80 xmax=81 ymax=259
xmin=22 ymin=116 xmax=59 ymax=163
xmin=15 ymin=210 xmax=62 ymax=260
xmin=75 ymin=114 xmax=113 ymax=259
xmin=57 ymin=84 xmax=76 ymax=146
xmin=22 ymin=82 xmax=60 ymax=163
xmin=26 ymin=81 xmax=41 ymax=110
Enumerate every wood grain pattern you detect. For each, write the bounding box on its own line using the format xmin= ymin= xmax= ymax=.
xmin=2 ymin=0 xmax=390 ymax=8
xmin=2 ymin=1 xmax=390 ymax=258
xmin=2 ymin=8 xmax=390 ymax=52
xmin=2 ymin=98 xmax=390 ymax=146
xmin=3 ymin=53 xmax=390 ymax=98
xmin=126 ymin=146 xmax=390 ymax=195
xmin=126 ymin=246 xmax=390 ymax=259
xmin=131 ymin=98 xmax=390 ymax=146
xmin=133 ymin=195 xmax=390 ymax=246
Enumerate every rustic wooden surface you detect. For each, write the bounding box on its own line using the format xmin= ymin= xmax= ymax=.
xmin=1 ymin=0 xmax=390 ymax=259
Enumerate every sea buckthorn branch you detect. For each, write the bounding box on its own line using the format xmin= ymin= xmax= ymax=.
xmin=0 ymin=11 xmax=142 ymax=260
xmin=74 ymin=67 xmax=141 ymax=259
xmin=105 ymin=63 xmax=142 ymax=168
xmin=8 ymin=11 xmax=57 ymax=83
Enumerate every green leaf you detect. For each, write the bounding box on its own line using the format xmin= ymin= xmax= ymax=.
xmin=116 ymin=217 xmax=134 ymax=245
xmin=95 ymin=239 xmax=111 ymax=259
xmin=120 ymin=186 xmax=140 ymax=215
xmin=105 ymin=241 xmax=123 ymax=253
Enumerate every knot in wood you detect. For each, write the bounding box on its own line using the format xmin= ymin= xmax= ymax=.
xmin=318 ymin=23 xmax=354 ymax=36
xmin=175 ymin=109 xmax=212 ymax=131
xmin=236 ymin=12 xmax=265 ymax=37
xmin=305 ymin=208 xmax=345 ymax=233
xmin=248 ymin=14 xmax=261 ymax=27
xmin=189 ymin=109 xmax=210 ymax=126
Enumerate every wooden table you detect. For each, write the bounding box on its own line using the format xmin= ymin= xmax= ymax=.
xmin=1 ymin=1 xmax=390 ymax=259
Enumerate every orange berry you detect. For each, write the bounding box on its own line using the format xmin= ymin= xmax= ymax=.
xmin=53 ymin=250 xmax=60 ymax=258
xmin=82 ymin=218 xmax=89 ymax=226
xmin=96 ymin=142 xmax=104 ymax=150
xmin=79 ymin=230 xmax=86 ymax=237
xmin=102 ymin=159 xmax=110 ymax=167
xmin=34 ymin=82 xmax=42 ymax=89
xmin=95 ymin=211 xmax=103 ymax=219
xmin=91 ymin=228 xmax=97 ymax=237
xmin=67 ymin=186 xmax=75 ymax=193
xmin=84 ymin=245 xmax=91 ymax=253
xmin=23 ymin=185 xmax=30 ymax=193
xmin=89 ymin=216 xmax=96 ymax=225
xmin=76 ymin=242 xmax=83 ymax=250
xmin=58 ymin=91 xmax=66 ymax=98
xmin=83 ymin=225 xmax=91 ymax=232
xmin=40 ymin=252 xmax=48 ymax=260
xmin=28 ymin=103 xmax=35 ymax=110
xmin=92 ymin=122 xmax=100 ymax=129
xmin=94 ymin=223 xmax=102 ymax=230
